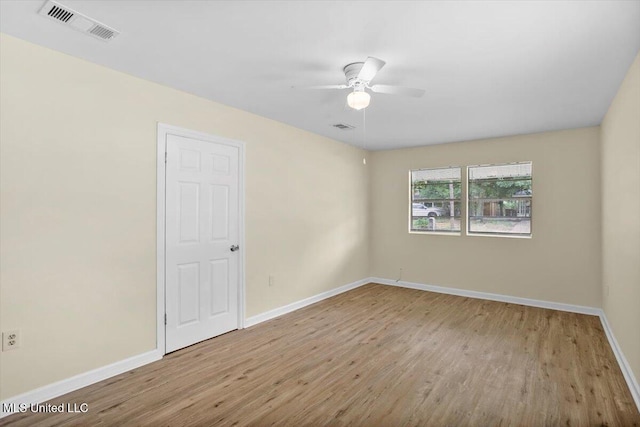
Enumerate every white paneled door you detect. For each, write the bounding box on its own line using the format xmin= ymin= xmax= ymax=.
xmin=165 ymin=133 xmax=240 ymax=353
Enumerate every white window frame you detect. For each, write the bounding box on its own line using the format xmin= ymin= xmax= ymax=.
xmin=466 ymin=161 xmax=532 ymax=238
xmin=409 ymin=166 xmax=462 ymax=236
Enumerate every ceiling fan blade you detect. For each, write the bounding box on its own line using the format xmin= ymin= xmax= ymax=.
xmin=292 ymin=85 xmax=348 ymax=90
xmin=357 ymin=57 xmax=386 ymax=82
xmin=370 ymin=84 xmax=425 ymax=97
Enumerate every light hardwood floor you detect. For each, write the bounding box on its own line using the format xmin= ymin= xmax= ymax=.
xmin=2 ymin=284 xmax=639 ymax=426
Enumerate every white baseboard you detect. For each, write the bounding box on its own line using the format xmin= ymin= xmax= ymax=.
xmin=0 ymin=349 xmax=162 ymax=418
xmin=598 ymin=311 xmax=640 ymax=411
xmin=245 ymin=278 xmax=370 ymax=328
xmin=371 ymin=277 xmax=601 ymax=315
xmin=371 ymin=277 xmax=639 ymax=412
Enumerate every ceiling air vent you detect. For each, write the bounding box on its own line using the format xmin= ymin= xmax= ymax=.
xmin=89 ymin=25 xmax=116 ymax=40
xmin=332 ymin=123 xmax=355 ymax=130
xmin=38 ymin=0 xmax=119 ymax=42
xmin=47 ymin=4 xmax=73 ymax=22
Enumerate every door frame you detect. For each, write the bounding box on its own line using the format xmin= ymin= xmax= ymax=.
xmin=156 ymin=123 xmax=246 ymax=355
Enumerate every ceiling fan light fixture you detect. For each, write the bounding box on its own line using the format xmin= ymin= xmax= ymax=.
xmin=347 ymin=90 xmax=371 ymax=110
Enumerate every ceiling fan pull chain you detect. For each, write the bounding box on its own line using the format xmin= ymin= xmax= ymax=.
xmin=363 ymin=108 xmax=367 ymax=165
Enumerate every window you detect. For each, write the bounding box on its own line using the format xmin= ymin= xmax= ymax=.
xmin=467 ymin=162 xmax=532 ymax=236
xmin=410 ymin=167 xmax=461 ymax=233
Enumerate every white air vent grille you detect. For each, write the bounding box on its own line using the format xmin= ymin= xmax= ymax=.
xmin=47 ymin=5 xmax=74 ymax=22
xmin=38 ymin=1 xmax=119 ymax=42
xmin=332 ymin=123 xmax=355 ymax=130
xmin=89 ymin=25 xmax=115 ymax=40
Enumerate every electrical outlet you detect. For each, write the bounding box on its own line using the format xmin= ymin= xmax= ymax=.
xmin=269 ymin=275 xmax=274 ymax=287
xmin=2 ymin=330 xmax=20 ymax=351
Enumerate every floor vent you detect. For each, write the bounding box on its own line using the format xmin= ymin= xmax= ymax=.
xmin=38 ymin=0 xmax=119 ymax=42
xmin=332 ymin=123 xmax=355 ymax=130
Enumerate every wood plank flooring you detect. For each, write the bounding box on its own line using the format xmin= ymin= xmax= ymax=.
xmin=2 ymin=283 xmax=638 ymax=426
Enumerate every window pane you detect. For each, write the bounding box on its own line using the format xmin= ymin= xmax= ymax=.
xmin=468 ymin=163 xmax=532 ymax=236
xmin=413 ymin=182 xmax=462 ymax=201
xmin=411 ymin=167 xmax=461 ymax=233
xmin=412 ymin=201 xmax=461 ymax=232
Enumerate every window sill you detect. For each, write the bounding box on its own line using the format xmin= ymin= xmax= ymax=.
xmin=409 ymin=230 xmax=461 ymax=236
xmin=466 ymin=232 xmax=532 ymax=239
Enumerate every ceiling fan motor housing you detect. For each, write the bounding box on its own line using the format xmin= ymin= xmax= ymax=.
xmin=343 ymin=62 xmax=366 ymax=88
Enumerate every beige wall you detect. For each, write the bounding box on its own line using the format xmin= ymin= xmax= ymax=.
xmin=0 ymin=34 xmax=369 ymax=399
xmin=601 ymin=52 xmax=640 ymax=387
xmin=370 ymin=127 xmax=602 ymax=307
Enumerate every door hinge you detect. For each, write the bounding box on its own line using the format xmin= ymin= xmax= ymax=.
xmin=164 ymin=313 xmax=167 ymax=325
xmin=164 ymin=152 xmax=167 ymax=163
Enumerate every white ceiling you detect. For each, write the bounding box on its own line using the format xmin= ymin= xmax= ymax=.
xmin=1 ymin=1 xmax=639 ymax=150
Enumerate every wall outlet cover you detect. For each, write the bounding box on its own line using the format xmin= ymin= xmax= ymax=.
xmin=2 ymin=330 xmax=20 ymax=351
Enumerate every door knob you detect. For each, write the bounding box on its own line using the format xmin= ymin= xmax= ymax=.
xmin=230 ymin=245 xmax=240 ymax=252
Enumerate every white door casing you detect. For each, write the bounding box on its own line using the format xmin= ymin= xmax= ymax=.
xmin=157 ymin=124 xmax=244 ymax=354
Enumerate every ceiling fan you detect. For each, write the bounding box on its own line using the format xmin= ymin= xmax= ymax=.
xmin=299 ymin=56 xmax=425 ymax=110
